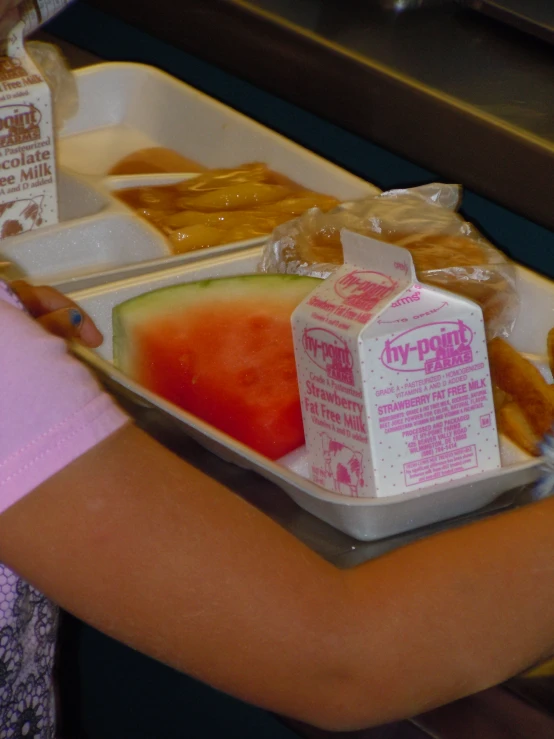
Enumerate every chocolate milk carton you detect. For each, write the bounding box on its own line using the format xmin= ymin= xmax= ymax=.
xmin=292 ymin=230 xmax=501 ymax=498
xmin=0 ymin=7 xmax=64 ymax=240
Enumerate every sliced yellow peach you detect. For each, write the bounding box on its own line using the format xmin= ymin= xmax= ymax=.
xmin=177 ymin=183 xmax=291 ymax=211
xmin=176 ymin=163 xmax=270 ymax=193
xmin=264 ymin=193 xmax=339 ymax=216
xmin=168 ymin=225 xmax=225 ymax=253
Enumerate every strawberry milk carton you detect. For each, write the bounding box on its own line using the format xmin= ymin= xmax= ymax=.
xmin=291 ymin=230 xmax=501 ymax=498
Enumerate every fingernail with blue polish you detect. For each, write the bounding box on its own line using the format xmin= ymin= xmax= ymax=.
xmin=69 ymin=308 xmax=83 ymax=328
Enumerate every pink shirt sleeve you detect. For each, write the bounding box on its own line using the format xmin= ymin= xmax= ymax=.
xmin=0 ymin=281 xmax=129 ymax=513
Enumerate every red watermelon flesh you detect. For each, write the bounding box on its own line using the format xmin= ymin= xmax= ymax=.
xmin=113 ymin=275 xmax=320 ymax=459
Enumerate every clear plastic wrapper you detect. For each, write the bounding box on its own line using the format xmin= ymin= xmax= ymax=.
xmin=27 ymin=40 xmax=78 ymax=130
xmin=258 ymin=183 xmax=519 ymax=338
xmin=0 ymin=1 xmax=77 ymax=130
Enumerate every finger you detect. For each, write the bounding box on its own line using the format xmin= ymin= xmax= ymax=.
xmin=74 ymin=313 xmax=104 ymax=348
xmin=11 ymin=281 xmax=103 ymax=347
xmin=38 ymin=307 xmax=103 ymax=348
xmin=11 ymin=280 xmax=75 ymax=316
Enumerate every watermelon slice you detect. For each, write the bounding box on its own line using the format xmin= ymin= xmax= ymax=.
xmin=113 ymin=274 xmax=320 ymax=459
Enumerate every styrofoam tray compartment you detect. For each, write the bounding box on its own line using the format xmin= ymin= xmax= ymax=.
xmin=0 ymin=213 xmax=171 ymax=285
xmin=58 ymin=169 xmax=110 ymax=222
xmin=58 ymin=62 xmax=380 ymax=200
xmin=69 ymin=248 xmax=545 ymax=541
xmin=0 ymin=62 xmax=378 ymax=289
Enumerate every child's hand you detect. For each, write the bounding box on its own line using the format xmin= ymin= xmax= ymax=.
xmin=10 ymin=280 xmax=103 ymax=347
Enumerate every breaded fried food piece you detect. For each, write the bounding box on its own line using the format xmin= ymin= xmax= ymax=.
xmin=392 ymin=233 xmax=486 ymax=271
xmin=488 ymin=337 xmax=554 ymax=437
xmin=497 ymin=402 xmax=541 ymax=457
xmin=491 ymin=384 xmax=510 ymax=413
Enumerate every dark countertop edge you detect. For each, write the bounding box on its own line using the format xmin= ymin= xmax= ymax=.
xmin=84 ymin=0 xmax=554 ymax=232
xmin=462 ymin=0 xmax=554 ymax=45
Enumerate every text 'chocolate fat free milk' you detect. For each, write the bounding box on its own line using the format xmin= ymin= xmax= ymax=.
xmin=0 ymin=1 xmax=71 ymax=239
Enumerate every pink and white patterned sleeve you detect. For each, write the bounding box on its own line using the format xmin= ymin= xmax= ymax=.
xmin=0 ymin=281 xmax=129 ymax=514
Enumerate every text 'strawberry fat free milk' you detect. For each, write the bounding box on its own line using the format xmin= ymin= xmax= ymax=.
xmin=292 ymin=230 xmax=501 ymax=498
xmin=0 ymin=1 xmax=70 ymax=240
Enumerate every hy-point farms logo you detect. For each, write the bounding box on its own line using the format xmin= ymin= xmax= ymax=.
xmin=335 ymin=270 xmax=396 ymax=313
xmin=0 ymin=104 xmax=41 ymax=147
xmin=381 ymin=320 xmax=474 ymax=374
xmin=303 ymin=327 xmax=354 ymax=386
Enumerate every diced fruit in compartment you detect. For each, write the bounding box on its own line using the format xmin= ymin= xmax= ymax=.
xmin=113 ymin=158 xmax=340 ymax=253
xmin=112 ymin=274 xmax=321 ymax=459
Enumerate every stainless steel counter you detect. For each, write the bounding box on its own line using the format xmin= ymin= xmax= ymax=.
xmin=84 ymin=0 xmax=554 ymax=232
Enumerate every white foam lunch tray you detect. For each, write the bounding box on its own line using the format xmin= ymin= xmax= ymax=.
xmin=0 ymin=62 xmax=378 ymax=290
xmin=70 ymin=247 xmax=548 ymax=541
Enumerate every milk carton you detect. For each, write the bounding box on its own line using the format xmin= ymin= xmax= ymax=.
xmin=0 ymin=12 xmax=62 ymax=240
xmin=292 ymin=230 xmax=501 ymax=498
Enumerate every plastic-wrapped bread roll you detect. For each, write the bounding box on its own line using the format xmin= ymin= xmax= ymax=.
xmin=258 ymin=183 xmax=519 ymax=339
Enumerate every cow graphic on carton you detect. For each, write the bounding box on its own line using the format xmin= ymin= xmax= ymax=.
xmin=0 ymin=196 xmax=43 ymax=238
xmin=320 ymin=432 xmax=364 ymax=496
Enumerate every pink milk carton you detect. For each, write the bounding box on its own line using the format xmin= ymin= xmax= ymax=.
xmin=291 ymin=230 xmax=501 ymax=498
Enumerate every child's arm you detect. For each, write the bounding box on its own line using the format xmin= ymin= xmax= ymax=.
xmin=1 ymin=424 xmax=554 ymax=731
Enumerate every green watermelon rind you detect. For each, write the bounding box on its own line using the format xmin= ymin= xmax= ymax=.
xmin=112 ymin=273 xmax=321 ymax=373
